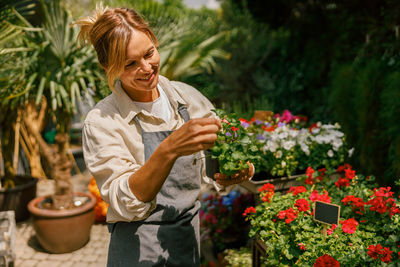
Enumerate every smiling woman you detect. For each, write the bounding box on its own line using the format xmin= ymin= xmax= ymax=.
xmin=73 ymin=4 xmax=254 ymax=266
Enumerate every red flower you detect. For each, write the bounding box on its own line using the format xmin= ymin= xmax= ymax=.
xmin=262 ymin=125 xmax=275 ymax=132
xmin=278 ymin=208 xmax=298 ymax=224
xmin=295 ymin=199 xmax=310 ymax=212
xmin=231 ymin=126 xmax=239 ymax=132
xmin=327 ymin=224 xmax=337 ymax=235
xmin=344 ymin=168 xmax=356 ymax=179
xmin=309 ymin=190 xmax=331 ymax=203
xmin=313 ymin=254 xmax=339 ymax=267
xmin=367 ymin=244 xmax=393 ymax=263
xmin=298 ymin=243 xmax=306 ymax=251
xmin=336 ymin=163 xmax=352 ymax=173
xmin=288 ymin=186 xmax=307 ymax=196
xmin=380 ymin=247 xmax=393 ymax=263
xmin=335 ymin=177 xmax=350 ymax=188
xmin=242 ymin=206 xmax=256 ymax=217
xmin=341 ymin=195 xmax=365 ymax=215
xmin=340 ymin=218 xmax=358 ymax=234
xmin=258 ymin=183 xmax=275 ymax=192
xmin=367 ymin=244 xmax=382 ymax=260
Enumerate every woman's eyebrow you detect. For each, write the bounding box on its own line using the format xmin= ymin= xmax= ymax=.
xmin=125 ymin=46 xmax=154 ymax=62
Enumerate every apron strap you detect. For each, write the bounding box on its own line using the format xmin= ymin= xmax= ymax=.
xmin=177 ymin=104 xmax=190 ymax=122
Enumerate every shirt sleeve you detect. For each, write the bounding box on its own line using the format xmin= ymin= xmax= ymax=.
xmin=82 ymin=122 xmax=156 ymax=222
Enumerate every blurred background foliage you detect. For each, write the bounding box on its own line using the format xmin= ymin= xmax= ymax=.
xmin=1 ymin=0 xmax=399 ymax=188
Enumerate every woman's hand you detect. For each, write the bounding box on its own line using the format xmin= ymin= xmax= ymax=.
xmin=214 ymin=161 xmax=255 ymax=187
xmin=161 ymin=118 xmax=221 ymax=160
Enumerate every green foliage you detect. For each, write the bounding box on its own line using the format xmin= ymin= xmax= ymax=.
xmin=210 ymin=109 xmax=262 ymax=176
xmin=327 ymin=58 xmax=400 ymax=188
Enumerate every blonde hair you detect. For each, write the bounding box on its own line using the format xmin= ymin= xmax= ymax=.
xmin=73 ymin=3 xmax=159 ymax=90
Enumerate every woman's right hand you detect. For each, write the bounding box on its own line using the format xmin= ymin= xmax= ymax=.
xmin=161 ymin=118 xmax=221 ymax=159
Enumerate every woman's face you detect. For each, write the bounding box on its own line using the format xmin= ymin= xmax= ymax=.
xmin=119 ymin=30 xmax=160 ymax=96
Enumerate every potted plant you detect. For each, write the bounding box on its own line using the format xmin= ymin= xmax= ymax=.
xmin=0 ymin=1 xmax=42 ymax=222
xmin=1 ymin=0 xmax=104 ymax=253
xmin=245 ymin=164 xmax=400 ymax=266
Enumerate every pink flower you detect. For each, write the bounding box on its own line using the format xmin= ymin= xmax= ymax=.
xmin=340 ymin=218 xmax=358 ymax=234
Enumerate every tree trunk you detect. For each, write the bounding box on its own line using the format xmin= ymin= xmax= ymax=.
xmin=23 ymin=101 xmax=74 ymax=210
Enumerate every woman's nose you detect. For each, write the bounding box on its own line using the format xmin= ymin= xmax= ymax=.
xmin=140 ymin=60 xmax=152 ymax=72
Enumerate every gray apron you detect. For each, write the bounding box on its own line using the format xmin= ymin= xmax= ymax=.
xmin=107 ymin=105 xmax=202 ymax=267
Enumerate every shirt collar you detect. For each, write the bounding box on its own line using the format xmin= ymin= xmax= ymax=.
xmin=113 ymin=75 xmax=187 ymax=123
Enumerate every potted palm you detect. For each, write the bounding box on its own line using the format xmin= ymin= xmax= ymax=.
xmin=0 ymin=0 xmax=42 ymax=222
xmin=1 ymin=0 xmax=104 ymax=253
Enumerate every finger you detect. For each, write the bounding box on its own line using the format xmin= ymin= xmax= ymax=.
xmin=191 ymin=118 xmax=221 ymax=128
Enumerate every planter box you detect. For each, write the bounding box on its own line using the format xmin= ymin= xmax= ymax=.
xmin=241 ymin=173 xmax=305 ymax=194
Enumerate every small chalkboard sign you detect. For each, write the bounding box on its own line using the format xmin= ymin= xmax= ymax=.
xmin=313 ymin=201 xmax=340 ymax=225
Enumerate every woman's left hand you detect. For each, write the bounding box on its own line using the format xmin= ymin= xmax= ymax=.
xmin=214 ymin=161 xmax=255 ymax=187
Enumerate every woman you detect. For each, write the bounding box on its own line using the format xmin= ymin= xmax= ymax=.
xmin=74 ymin=5 xmax=254 ymax=266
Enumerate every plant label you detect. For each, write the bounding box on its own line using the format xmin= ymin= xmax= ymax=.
xmin=313 ymin=201 xmax=340 ymax=225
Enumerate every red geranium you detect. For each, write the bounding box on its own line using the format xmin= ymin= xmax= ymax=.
xmin=309 ymin=190 xmax=331 ymax=203
xmin=367 ymin=244 xmax=383 ymax=260
xmin=295 ymin=198 xmax=310 ymax=212
xmin=298 ymin=243 xmax=306 ymax=251
xmin=335 ymin=177 xmax=350 ymax=188
xmin=340 ymin=218 xmax=358 ymax=234
xmin=258 ymin=183 xmax=275 ymax=192
xmin=313 ymin=254 xmax=340 ymax=267
xmin=327 ymin=224 xmax=337 ymax=235
xmin=367 ymin=244 xmax=393 ymax=263
xmin=278 ymin=207 xmax=298 ymax=224
xmin=341 ymin=195 xmax=365 ymax=215
xmin=287 ymin=186 xmax=307 ymax=196
xmin=336 ymin=163 xmax=352 ymax=173
xmin=242 ymin=206 xmax=256 ymax=217
xmin=305 ymin=167 xmax=316 ymax=184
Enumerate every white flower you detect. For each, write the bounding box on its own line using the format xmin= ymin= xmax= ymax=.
xmin=348 ymin=147 xmax=355 ymax=157
xmin=327 ymin=150 xmax=334 ymax=157
xmin=281 ymin=161 xmax=287 ymax=167
xmin=312 ymin=127 xmax=320 ymax=134
xmin=264 ymin=140 xmax=278 ymax=153
xmin=279 ymin=131 xmax=288 ymax=139
xmin=276 ymin=150 xmax=282 ymax=158
xmin=283 ymin=140 xmax=296 ymax=150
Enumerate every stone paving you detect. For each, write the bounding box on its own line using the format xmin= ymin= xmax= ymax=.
xmin=15 ymin=170 xmax=110 ymax=267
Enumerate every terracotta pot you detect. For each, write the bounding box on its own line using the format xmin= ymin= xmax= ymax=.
xmin=0 ymin=175 xmax=38 ymax=222
xmin=28 ymin=192 xmax=96 ymax=253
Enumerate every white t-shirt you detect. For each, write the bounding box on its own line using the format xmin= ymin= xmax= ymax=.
xmin=132 ymin=84 xmax=172 ymax=123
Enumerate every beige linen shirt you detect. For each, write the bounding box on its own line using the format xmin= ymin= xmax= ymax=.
xmin=82 ymin=75 xmax=225 ymax=223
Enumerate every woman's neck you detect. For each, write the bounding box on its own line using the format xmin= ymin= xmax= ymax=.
xmin=121 ymin=83 xmax=160 ymax=102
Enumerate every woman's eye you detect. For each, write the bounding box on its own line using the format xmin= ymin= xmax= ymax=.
xmin=145 ymin=50 xmax=154 ymax=58
xmin=126 ymin=61 xmax=136 ymax=68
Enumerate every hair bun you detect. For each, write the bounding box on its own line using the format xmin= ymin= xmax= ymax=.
xmin=72 ymin=2 xmax=109 ymax=45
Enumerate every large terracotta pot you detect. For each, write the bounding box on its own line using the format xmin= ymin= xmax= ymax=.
xmin=28 ymin=191 xmax=96 ymax=253
xmin=0 ymin=175 xmax=38 ymax=222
